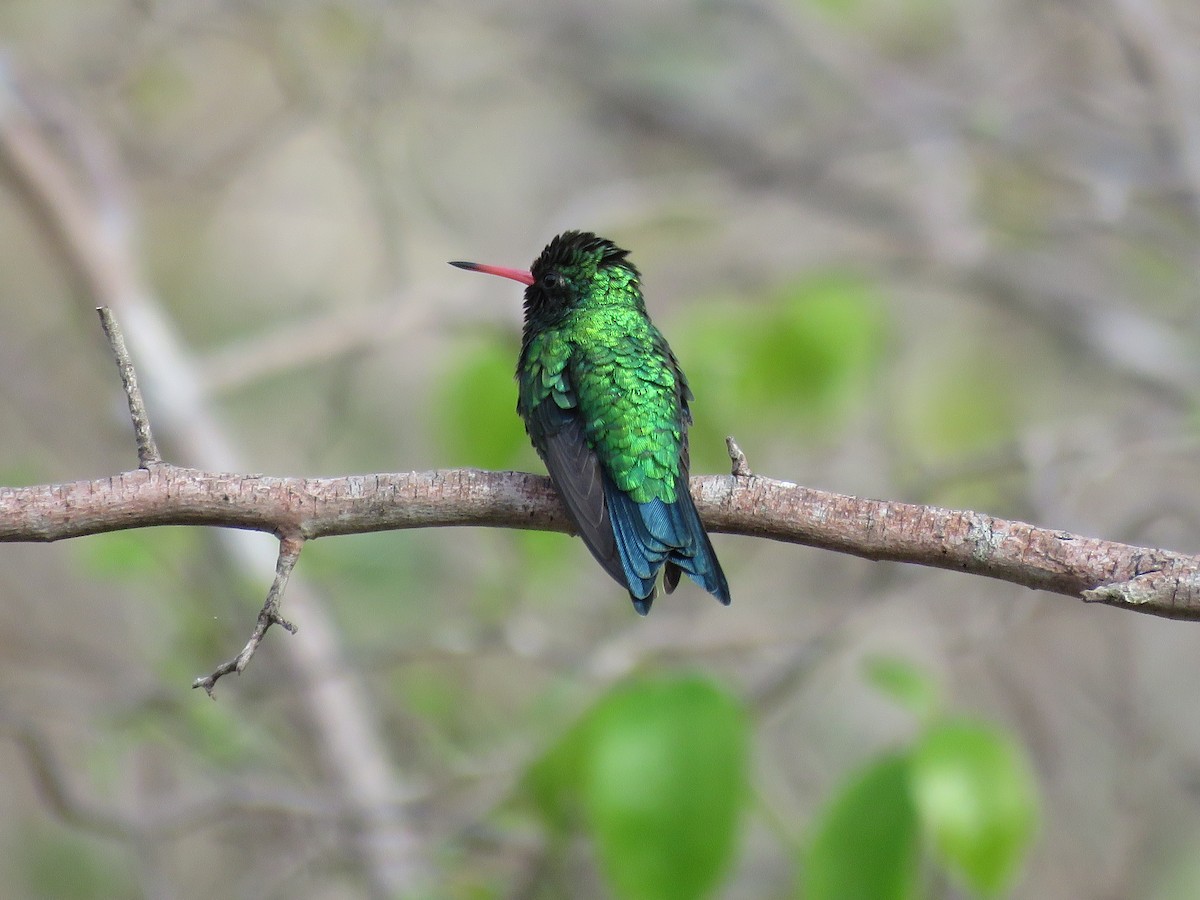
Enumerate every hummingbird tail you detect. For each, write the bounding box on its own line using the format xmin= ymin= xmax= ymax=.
xmin=662 ymin=481 xmax=731 ymax=606
xmin=603 ymin=476 xmax=731 ymax=612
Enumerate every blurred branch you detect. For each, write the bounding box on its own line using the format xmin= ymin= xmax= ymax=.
xmin=13 ymin=726 xmax=137 ymax=839
xmin=1111 ymin=0 xmax=1200 ymax=221
xmin=8 ymin=717 xmax=424 ymax=839
xmin=0 ymin=60 xmax=429 ymax=896
xmin=198 ymin=295 xmax=434 ymax=395
xmin=961 ymin=258 xmax=1200 ymax=407
xmin=4 ymin=463 xmax=1200 ymax=621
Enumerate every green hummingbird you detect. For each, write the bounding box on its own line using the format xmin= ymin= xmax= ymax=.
xmin=450 ymin=231 xmax=730 ymax=615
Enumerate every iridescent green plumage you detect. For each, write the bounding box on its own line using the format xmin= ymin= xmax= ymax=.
xmin=451 ymin=231 xmax=730 ymax=614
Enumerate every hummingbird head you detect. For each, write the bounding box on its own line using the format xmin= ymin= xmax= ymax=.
xmin=450 ymin=231 xmax=642 ymax=328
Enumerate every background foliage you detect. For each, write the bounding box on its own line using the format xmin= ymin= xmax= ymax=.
xmin=2 ymin=0 xmax=1200 ymax=897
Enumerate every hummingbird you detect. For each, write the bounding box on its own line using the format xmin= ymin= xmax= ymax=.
xmin=450 ymin=231 xmax=730 ymax=615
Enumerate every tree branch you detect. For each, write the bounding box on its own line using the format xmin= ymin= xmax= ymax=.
xmin=4 ymin=464 xmax=1200 ymax=620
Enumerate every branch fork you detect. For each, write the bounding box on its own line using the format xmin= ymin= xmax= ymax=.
xmin=97 ymin=306 xmax=302 ymax=694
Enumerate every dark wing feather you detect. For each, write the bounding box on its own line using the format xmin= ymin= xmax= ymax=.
xmin=528 ymin=397 xmax=629 ymax=592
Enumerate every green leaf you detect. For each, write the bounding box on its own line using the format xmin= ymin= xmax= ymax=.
xmin=863 ymin=656 xmax=942 ymax=722
xmin=438 ymin=336 xmax=531 ymax=470
xmin=740 ymin=274 xmax=886 ymax=420
xmin=910 ymin=719 xmax=1039 ymax=896
xmin=523 ymin=712 xmax=593 ymax=834
xmin=802 ymin=753 xmax=921 ymax=900
xmin=581 ymin=676 xmax=750 ymax=900
xmin=679 ymin=271 xmax=887 ymax=464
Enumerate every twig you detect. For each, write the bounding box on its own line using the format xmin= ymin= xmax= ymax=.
xmin=193 ymin=536 xmax=303 ymax=696
xmin=97 ymin=306 xmax=161 ymax=467
xmin=726 ymin=435 xmax=752 ymax=477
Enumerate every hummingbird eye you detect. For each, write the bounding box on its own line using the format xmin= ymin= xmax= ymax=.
xmin=541 ymin=271 xmax=563 ymax=290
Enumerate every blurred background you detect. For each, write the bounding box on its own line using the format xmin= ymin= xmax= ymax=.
xmin=1 ymin=1 xmax=1200 ymax=897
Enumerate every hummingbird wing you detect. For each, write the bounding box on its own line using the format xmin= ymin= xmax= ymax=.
xmin=526 ymin=395 xmax=630 ymax=592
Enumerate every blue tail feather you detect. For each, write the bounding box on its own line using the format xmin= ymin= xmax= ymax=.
xmin=603 ymin=474 xmax=730 ymax=611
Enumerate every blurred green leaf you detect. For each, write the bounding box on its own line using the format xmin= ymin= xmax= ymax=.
xmin=910 ymin=719 xmax=1039 ymax=896
xmin=73 ymin=528 xmax=192 ymax=580
xmin=512 ymin=529 xmax=575 ymax=598
xmin=402 ymin=662 xmax=463 ymax=724
xmin=864 ymin=656 xmax=942 ymax=722
xmin=304 ymin=533 xmax=419 ymax=619
xmin=739 ymin=274 xmax=886 ymax=418
xmin=583 ymin=676 xmax=749 ymax=900
xmin=681 ymin=272 xmax=887 ymax=464
xmin=524 ymin=712 xmax=594 ymax=834
xmin=439 ymin=337 xmax=531 ymax=470
xmin=524 ymin=675 xmax=749 ymax=899
xmin=802 ymin=753 xmax=921 ymax=900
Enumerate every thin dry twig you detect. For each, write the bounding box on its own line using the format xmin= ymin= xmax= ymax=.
xmin=97 ymin=306 xmax=161 ymax=467
xmin=193 ymin=536 xmax=303 ymax=696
